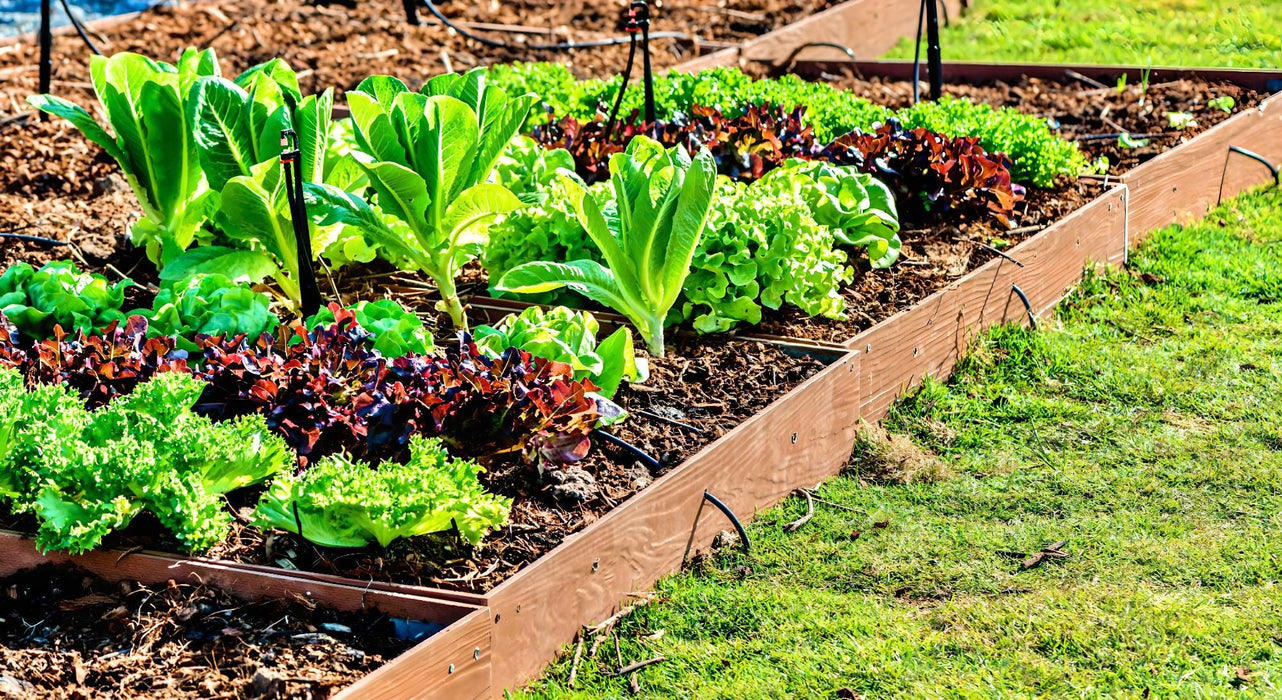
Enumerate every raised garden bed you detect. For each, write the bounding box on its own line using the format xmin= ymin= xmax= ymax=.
xmin=1 ymin=29 xmax=1280 ymax=698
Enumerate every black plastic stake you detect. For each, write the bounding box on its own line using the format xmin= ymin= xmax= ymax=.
xmin=402 ymin=0 xmax=420 ymax=25
xmin=925 ymin=0 xmax=943 ymax=100
xmin=38 ymin=0 xmax=52 ymax=118
xmin=633 ymin=1 xmax=656 ymax=123
xmin=280 ymin=129 xmax=323 ymax=317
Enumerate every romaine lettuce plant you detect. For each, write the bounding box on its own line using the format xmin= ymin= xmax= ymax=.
xmin=310 ymin=68 xmax=537 ymax=330
xmin=495 ymin=137 xmax=717 ymax=357
xmin=28 ymin=49 xmax=219 ymax=265
xmin=0 ymin=261 xmax=132 ymax=338
xmin=255 ymin=436 xmax=510 ymax=548
xmin=306 ymin=299 xmax=433 ymax=357
xmin=474 ymin=306 xmax=645 ymax=398
xmin=163 ymin=59 xmax=341 ymax=309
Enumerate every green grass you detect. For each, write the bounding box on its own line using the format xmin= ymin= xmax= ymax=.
xmin=517 ymin=187 xmax=1282 ymax=697
xmin=884 ymin=0 xmax=1282 ymax=68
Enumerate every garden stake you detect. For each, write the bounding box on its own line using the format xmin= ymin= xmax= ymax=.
xmin=1216 ymin=145 xmax=1281 ymax=206
xmin=401 ymin=0 xmax=420 ymax=25
xmin=633 ymin=1 xmax=657 ymax=124
xmin=604 ymin=17 xmax=640 ymax=142
xmin=1010 ymin=283 xmax=1037 ymax=331
xmin=279 ymin=129 xmax=323 ymax=317
xmin=925 ymin=0 xmax=943 ymax=100
xmin=38 ymin=0 xmax=52 ymax=115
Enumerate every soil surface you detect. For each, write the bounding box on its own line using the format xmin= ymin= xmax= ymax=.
xmin=0 ymin=563 xmax=413 ymax=699
xmin=0 ymin=0 xmax=837 ymax=99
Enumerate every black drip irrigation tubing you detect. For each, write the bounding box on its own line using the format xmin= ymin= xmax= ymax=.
xmin=57 ymin=0 xmax=103 ymax=56
xmin=702 ymin=491 xmax=751 ymax=554
xmin=593 ymin=429 xmax=661 ymax=472
xmin=419 ymin=0 xmax=686 ymax=50
xmin=0 ymin=232 xmax=69 ymax=246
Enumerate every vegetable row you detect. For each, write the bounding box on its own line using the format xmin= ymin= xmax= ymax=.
xmin=28 ymin=49 xmax=1092 ymax=358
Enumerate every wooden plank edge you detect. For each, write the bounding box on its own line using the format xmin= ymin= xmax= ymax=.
xmin=853 ymin=186 xmax=1128 ymax=420
xmin=480 ymin=350 xmax=861 ymax=692
xmin=1120 ymin=92 xmax=1282 ymax=241
xmin=777 ymin=59 xmax=1282 ymax=92
xmin=0 ymin=529 xmax=478 ymax=623
xmin=335 ymin=607 xmax=493 ymax=700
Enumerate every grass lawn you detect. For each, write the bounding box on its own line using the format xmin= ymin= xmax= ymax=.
xmin=517 ymin=190 xmax=1282 ymax=698
xmin=884 ymin=0 xmax=1282 ymax=68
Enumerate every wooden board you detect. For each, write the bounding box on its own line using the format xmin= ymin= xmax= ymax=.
xmin=335 ymin=608 xmax=493 ymax=700
xmin=0 ymin=531 xmax=477 ymax=624
xmin=852 ymin=187 xmax=1127 ymax=420
xmin=712 ymin=0 xmax=965 ymax=69
xmin=482 ymin=351 xmax=861 ymax=691
xmin=782 ymin=59 xmax=1282 ymax=93
xmin=1122 ymin=93 xmax=1282 ymax=241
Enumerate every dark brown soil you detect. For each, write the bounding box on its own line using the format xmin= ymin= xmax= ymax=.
xmin=795 ymin=69 xmax=1263 ymax=173
xmin=0 ymin=563 xmax=414 ymax=699
xmin=0 ymin=0 xmax=838 ymax=102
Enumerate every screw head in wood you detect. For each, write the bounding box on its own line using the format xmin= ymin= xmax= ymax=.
xmin=474 ymin=647 xmax=482 ymax=660
xmin=449 ymin=664 xmax=455 ymax=674
xmin=791 ymin=432 xmax=798 ymax=444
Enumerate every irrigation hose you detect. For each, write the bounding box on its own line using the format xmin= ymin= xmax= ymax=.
xmin=419 ymin=0 xmax=686 ymax=51
xmin=58 ymin=0 xmax=104 ymax=55
xmin=604 ymin=33 xmax=638 ymax=141
xmin=912 ymin=0 xmax=925 ymax=104
xmin=593 ymin=429 xmax=661 ymax=472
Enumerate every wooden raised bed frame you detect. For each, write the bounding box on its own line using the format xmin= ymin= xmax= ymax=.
xmin=3 ymin=33 xmax=1280 ymax=700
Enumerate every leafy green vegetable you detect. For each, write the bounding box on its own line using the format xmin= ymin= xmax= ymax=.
xmin=894 ymin=96 xmax=1088 ymax=187
xmin=473 ymin=306 xmax=645 ymax=398
xmin=759 ymin=160 xmax=901 ymax=267
xmin=165 ymin=58 xmax=343 ymax=309
xmin=1208 ymin=95 xmax=1236 ymax=113
xmin=161 ymin=160 xmax=314 ymax=306
xmin=679 ymin=178 xmax=854 ymax=333
xmin=489 ymin=63 xmax=1088 ymax=187
xmin=254 ymin=435 xmax=511 ymax=548
xmin=494 ymin=135 xmax=577 ymax=200
xmin=0 ymin=370 xmax=290 ymax=553
xmin=28 ymin=49 xmax=219 ymax=264
xmin=0 ymin=261 xmax=132 ymax=338
xmin=311 ymin=68 xmax=536 ymax=330
xmin=306 ymin=299 xmax=433 ymax=357
xmin=143 ymin=273 xmax=278 ymax=350
xmin=1165 ymin=111 xmax=1198 ymax=129
xmin=1118 ymin=132 xmax=1151 ymax=149
xmin=484 ymin=177 xmax=611 ymax=306
xmin=495 ymin=137 xmax=717 ymax=357
xmin=188 ymin=57 xmax=333 ymax=191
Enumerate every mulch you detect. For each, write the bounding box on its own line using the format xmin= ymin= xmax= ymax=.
xmin=0 ymin=563 xmax=413 ymax=699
